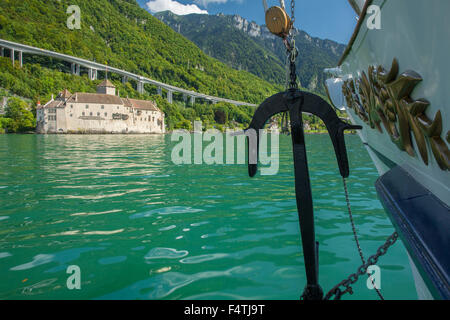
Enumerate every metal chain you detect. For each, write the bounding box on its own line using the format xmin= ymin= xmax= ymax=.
xmin=289 ymin=0 xmax=297 ymax=89
xmin=280 ymin=0 xmax=296 ymax=132
xmin=285 ymin=51 xmax=290 ymax=90
xmin=291 ymin=0 xmax=295 ymax=26
xmin=324 ymin=229 xmax=398 ymax=300
xmin=324 ymin=178 xmax=399 ymax=300
xmin=343 ymin=178 xmax=385 ymax=300
xmin=288 ymin=43 xmax=298 ymax=89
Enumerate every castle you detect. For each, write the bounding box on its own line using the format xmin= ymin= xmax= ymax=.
xmin=36 ymin=80 xmax=165 ymax=134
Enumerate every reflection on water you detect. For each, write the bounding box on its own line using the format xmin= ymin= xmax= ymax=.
xmin=0 ymin=134 xmax=416 ymax=300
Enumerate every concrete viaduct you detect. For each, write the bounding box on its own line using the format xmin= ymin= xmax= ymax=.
xmin=0 ymin=38 xmax=257 ymax=107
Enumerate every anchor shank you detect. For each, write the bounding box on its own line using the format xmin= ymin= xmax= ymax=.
xmin=289 ymin=102 xmax=319 ymax=288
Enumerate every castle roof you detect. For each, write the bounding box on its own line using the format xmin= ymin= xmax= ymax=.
xmin=42 ymin=89 xmax=161 ymax=114
xmin=67 ymin=93 xmax=123 ymax=105
xmin=123 ymin=98 xmax=160 ymax=112
xmin=38 ymin=99 xmax=64 ymax=110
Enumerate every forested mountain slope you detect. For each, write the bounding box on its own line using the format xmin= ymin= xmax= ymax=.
xmin=154 ymin=11 xmax=346 ymax=94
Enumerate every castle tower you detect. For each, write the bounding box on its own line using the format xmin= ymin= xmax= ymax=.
xmin=97 ymin=80 xmax=116 ymax=96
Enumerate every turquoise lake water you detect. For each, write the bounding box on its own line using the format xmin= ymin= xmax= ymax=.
xmin=0 ymin=134 xmax=417 ymax=300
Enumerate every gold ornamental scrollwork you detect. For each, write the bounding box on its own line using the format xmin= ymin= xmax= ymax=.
xmin=342 ymin=58 xmax=450 ymax=171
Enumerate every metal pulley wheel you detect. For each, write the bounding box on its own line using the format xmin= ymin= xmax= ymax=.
xmin=265 ymin=6 xmax=292 ymax=37
xmin=263 ymin=1 xmax=293 ymax=38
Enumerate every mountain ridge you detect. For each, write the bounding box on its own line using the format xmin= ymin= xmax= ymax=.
xmin=153 ymin=10 xmax=346 ymax=94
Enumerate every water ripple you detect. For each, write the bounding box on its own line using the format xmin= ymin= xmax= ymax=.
xmin=144 ymin=248 xmax=189 ymax=260
xmin=0 ymin=134 xmax=416 ymax=300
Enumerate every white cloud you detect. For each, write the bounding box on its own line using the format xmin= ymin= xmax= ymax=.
xmin=195 ymin=0 xmax=229 ymax=7
xmin=146 ymin=0 xmax=208 ymax=15
xmin=194 ymin=0 xmax=242 ymax=7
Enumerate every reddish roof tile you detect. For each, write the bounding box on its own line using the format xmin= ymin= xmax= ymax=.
xmin=67 ymin=93 xmax=124 ymax=105
xmin=124 ymin=98 xmax=160 ymax=112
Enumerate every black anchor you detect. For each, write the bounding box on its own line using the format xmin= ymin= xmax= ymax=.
xmin=245 ymin=88 xmax=362 ymax=300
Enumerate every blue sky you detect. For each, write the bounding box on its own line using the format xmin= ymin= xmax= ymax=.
xmin=139 ymin=0 xmax=358 ymax=44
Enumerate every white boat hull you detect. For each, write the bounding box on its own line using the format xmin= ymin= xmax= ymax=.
xmin=326 ymin=0 xmax=450 ymax=300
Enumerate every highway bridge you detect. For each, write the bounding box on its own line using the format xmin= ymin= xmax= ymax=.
xmin=0 ymin=38 xmax=257 ymax=107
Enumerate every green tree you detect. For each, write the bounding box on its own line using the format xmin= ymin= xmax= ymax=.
xmin=4 ymin=97 xmax=35 ymax=133
xmin=175 ymin=119 xmax=192 ymax=131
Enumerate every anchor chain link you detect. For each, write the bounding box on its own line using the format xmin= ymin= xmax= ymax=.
xmin=342 ymin=178 xmax=385 ymax=300
xmin=287 ymin=0 xmax=297 ymax=89
xmin=323 ymin=178 xmax=399 ymax=300
xmin=281 ymin=0 xmax=297 ymax=132
xmin=324 ymin=231 xmax=398 ymax=300
xmin=288 ymin=40 xmax=298 ymax=89
xmin=290 ymin=0 xmax=295 ymax=27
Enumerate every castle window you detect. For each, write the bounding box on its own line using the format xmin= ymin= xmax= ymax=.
xmin=71 ymin=105 xmax=73 ymax=109
xmin=97 ymin=112 xmax=100 ymax=116
xmin=105 ymin=113 xmax=107 ymax=117
xmin=101 ymin=105 xmax=104 ymax=109
xmin=70 ymin=114 xmax=73 ymax=117
xmin=90 ymin=112 xmax=93 ymax=116
xmin=117 ymin=106 xmax=120 ymax=109
xmin=86 ymin=105 xmax=89 ymax=109
xmin=82 ymin=112 xmax=85 ymax=116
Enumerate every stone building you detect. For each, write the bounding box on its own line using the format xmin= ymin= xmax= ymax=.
xmin=36 ymin=80 xmax=165 ymax=134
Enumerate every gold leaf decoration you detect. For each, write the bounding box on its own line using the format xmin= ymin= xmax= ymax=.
xmin=342 ymin=58 xmax=450 ymax=171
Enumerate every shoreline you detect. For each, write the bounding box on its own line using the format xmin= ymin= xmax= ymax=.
xmin=0 ymin=131 xmax=359 ymax=136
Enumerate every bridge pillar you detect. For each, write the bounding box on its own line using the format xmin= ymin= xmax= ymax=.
xmin=190 ymin=96 xmax=196 ymax=106
xmin=88 ymin=68 xmax=97 ymax=80
xmin=88 ymin=68 xmax=94 ymax=80
xmin=71 ymin=63 xmax=80 ymax=76
xmin=167 ymin=90 xmax=173 ymax=104
xmin=137 ymin=81 xmax=144 ymax=94
xmin=0 ymin=47 xmax=4 ymax=57
xmin=18 ymin=51 xmax=23 ymax=68
xmin=182 ymin=94 xmax=187 ymax=103
xmin=122 ymin=76 xmax=128 ymax=84
xmin=157 ymin=86 xmax=162 ymax=96
xmin=10 ymin=48 xmax=14 ymax=66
